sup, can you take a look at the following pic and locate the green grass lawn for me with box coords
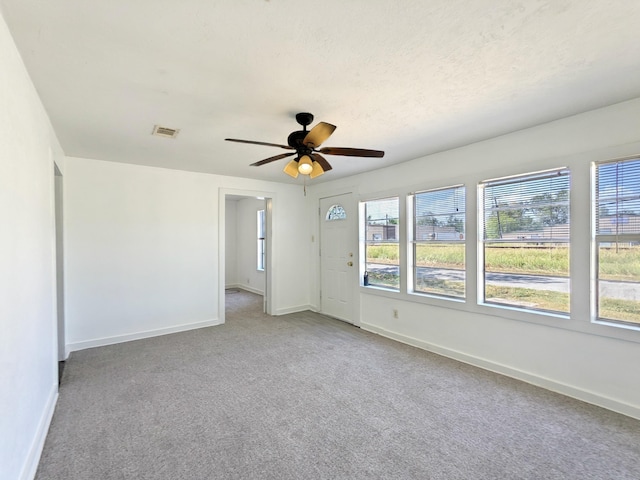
[416,281,640,324]
[366,243,640,322]
[367,244,640,280]
[485,285,569,313]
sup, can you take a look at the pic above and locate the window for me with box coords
[326,204,347,220]
[413,185,465,298]
[594,157,640,326]
[480,168,570,314]
[364,197,400,290]
[257,209,265,271]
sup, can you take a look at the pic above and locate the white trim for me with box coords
[361,322,640,421]
[226,285,263,295]
[274,304,313,316]
[20,384,57,480]
[219,188,277,325]
[233,284,264,295]
[67,318,221,353]
[225,286,306,315]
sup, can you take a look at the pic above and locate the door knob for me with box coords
[347,261,353,267]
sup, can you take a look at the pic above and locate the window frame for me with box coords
[478,167,571,316]
[362,196,401,291]
[410,184,466,300]
[257,209,265,271]
[592,156,640,329]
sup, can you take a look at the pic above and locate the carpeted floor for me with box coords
[36,290,640,479]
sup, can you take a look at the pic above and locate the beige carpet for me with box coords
[36,290,640,479]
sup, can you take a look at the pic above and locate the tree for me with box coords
[445,215,464,233]
[530,190,569,227]
[416,211,440,226]
[484,198,535,239]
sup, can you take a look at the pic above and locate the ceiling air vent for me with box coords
[152,125,180,138]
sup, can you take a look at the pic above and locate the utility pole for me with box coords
[494,197,503,239]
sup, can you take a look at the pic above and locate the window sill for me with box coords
[593,318,640,333]
[361,285,400,295]
[359,285,640,344]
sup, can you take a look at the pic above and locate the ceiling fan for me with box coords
[225,112,384,179]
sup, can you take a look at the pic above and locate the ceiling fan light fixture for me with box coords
[309,160,325,179]
[225,112,385,181]
[283,160,300,178]
[297,155,313,175]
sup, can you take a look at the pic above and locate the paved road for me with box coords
[418,268,570,293]
[420,267,640,301]
[367,265,640,301]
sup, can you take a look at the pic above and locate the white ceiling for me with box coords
[2,1,640,184]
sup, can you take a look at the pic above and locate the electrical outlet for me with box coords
[393,309,399,319]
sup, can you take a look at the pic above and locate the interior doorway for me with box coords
[219,190,274,324]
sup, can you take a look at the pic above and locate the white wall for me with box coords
[64,157,310,352]
[0,10,64,480]
[308,98,640,419]
[225,199,238,287]
[234,197,266,294]
[64,158,220,350]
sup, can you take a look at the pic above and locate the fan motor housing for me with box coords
[287,130,308,150]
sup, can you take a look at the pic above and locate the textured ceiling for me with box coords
[2,0,640,183]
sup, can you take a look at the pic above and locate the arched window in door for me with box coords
[325,204,347,221]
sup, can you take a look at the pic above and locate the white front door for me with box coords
[319,193,357,324]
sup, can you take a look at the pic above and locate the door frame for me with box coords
[218,188,276,324]
[54,162,66,361]
[318,192,360,326]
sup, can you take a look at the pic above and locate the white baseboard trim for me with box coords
[361,322,640,421]
[241,285,264,295]
[275,304,312,316]
[20,383,57,480]
[225,286,305,315]
[228,284,264,295]
[67,318,222,353]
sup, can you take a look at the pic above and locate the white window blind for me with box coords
[479,168,570,314]
[595,159,640,236]
[414,186,465,240]
[482,169,570,242]
[413,185,465,298]
[594,157,640,326]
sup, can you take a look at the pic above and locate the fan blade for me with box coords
[303,122,336,148]
[310,153,332,171]
[318,147,384,157]
[225,138,294,150]
[250,152,296,167]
